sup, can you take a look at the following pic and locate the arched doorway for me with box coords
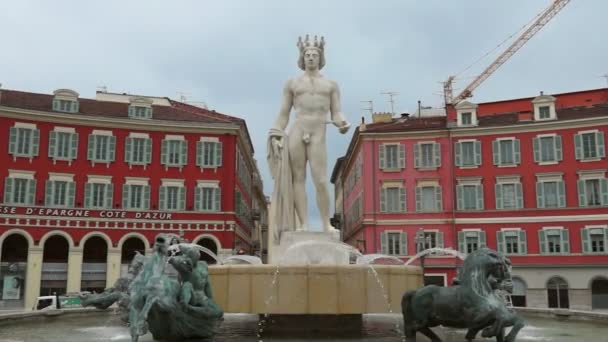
[0,234,29,308]
[41,235,69,296]
[81,236,108,293]
[196,238,218,264]
[511,277,527,307]
[591,277,608,310]
[121,237,146,277]
[547,276,569,309]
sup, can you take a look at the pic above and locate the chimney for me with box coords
[372,112,393,123]
[400,113,410,119]
[359,116,366,132]
[540,91,544,96]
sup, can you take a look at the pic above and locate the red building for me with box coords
[0,87,266,310]
[332,87,608,310]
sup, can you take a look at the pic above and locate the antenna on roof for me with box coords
[380,91,398,115]
[97,85,107,93]
[601,74,608,87]
[360,100,373,117]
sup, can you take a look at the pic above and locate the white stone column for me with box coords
[106,248,122,288]
[24,247,43,311]
[66,247,83,293]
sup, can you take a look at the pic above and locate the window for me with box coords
[195,186,221,212]
[495,181,523,209]
[539,228,569,254]
[415,142,440,169]
[455,101,478,126]
[84,182,113,209]
[455,141,481,167]
[87,134,116,163]
[582,227,608,254]
[578,178,608,207]
[379,143,405,170]
[162,140,186,166]
[416,231,444,252]
[9,126,40,158]
[45,180,75,207]
[52,99,79,113]
[380,186,406,213]
[533,135,562,163]
[458,230,486,254]
[160,186,185,211]
[547,277,569,309]
[381,231,406,255]
[122,183,150,210]
[3,177,36,205]
[457,183,483,210]
[125,137,152,166]
[575,131,605,161]
[539,106,551,119]
[536,180,566,208]
[492,139,520,166]
[128,106,152,119]
[415,186,442,212]
[461,112,472,125]
[497,230,527,255]
[196,140,223,168]
[49,131,78,161]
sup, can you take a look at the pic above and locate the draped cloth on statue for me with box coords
[267,128,295,243]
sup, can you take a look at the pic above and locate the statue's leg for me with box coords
[308,134,332,232]
[504,314,525,342]
[181,282,193,305]
[287,128,308,230]
[418,327,442,342]
[465,327,480,341]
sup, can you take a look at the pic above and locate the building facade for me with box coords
[332,88,608,310]
[0,88,266,310]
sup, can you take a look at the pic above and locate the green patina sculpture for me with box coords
[402,248,524,342]
[128,233,223,342]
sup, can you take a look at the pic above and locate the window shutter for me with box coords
[49,131,57,158]
[539,230,547,254]
[52,99,60,111]
[180,141,188,166]
[555,136,563,161]
[513,139,521,164]
[105,184,113,209]
[581,228,590,253]
[87,134,95,160]
[27,179,36,205]
[398,144,405,169]
[515,183,523,209]
[495,183,503,209]
[433,143,441,167]
[159,186,166,210]
[601,179,608,206]
[379,188,387,212]
[558,181,566,208]
[143,185,150,209]
[479,231,486,248]
[122,184,130,209]
[574,133,583,160]
[399,232,407,255]
[67,182,75,207]
[145,138,152,164]
[379,144,386,169]
[179,187,186,210]
[8,127,18,155]
[125,137,132,163]
[3,177,13,204]
[414,144,420,169]
[214,188,221,211]
[161,140,168,165]
[215,142,223,166]
[415,187,421,212]
[492,140,499,165]
[533,137,540,162]
[45,180,54,206]
[437,232,444,248]
[456,185,464,210]
[84,183,92,208]
[476,184,484,210]
[519,230,527,255]
[73,101,79,113]
[561,229,570,254]
[474,141,481,166]
[194,187,202,211]
[108,136,116,161]
[455,142,462,167]
[536,182,544,208]
[29,129,39,157]
[380,232,388,255]
[597,131,605,158]
[196,141,203,166]
[458,231,465,253]
[496,231,505,253]
[577,180,586,207]
[399,187,406,212]
[70,133,78,160]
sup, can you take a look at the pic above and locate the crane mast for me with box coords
[444,0,571,105]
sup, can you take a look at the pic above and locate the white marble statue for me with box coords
[267,35,350,242]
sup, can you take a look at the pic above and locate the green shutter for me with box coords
[379,144,386,169]
[536,182,544,208]
[380,188,386,212]
[398,144,405,168]
[214,188,221,211]
[479,231,486,248]
[27,179,36,205]
[145,138,152,164]
[179,187,186,210]
[87,134,95,160]
[597,131,605,158]
[125,137,132,163]
[3,178,13,204]
[533,137,540,162]
[67,182,75,207]
[70,133,78,160]
[455,142,462,167]
[601,179,608,206]
[578,180,587,207]
[399,187,406,212]
[128,106,134,118]
[415,187,421,212]
[414,144,420,169]
[159,186,166,210]
[558,181,566,208]
[73,101,79,113]
[84,183,92,208]
[399,232,407,255]
[215,142,223,167]
[582,228,590,253]
[495,183,503,209]
[476,184,484,210]
[474,141,481,166]
[8,127,17,155]
[122,184,130,209]
[45,180,53,206]
[492,140,499,165]
[456,185,464,210]
[437,232,444,248]
[433,143,441,167]
[194,187,202,211]
[196,141,203,166]
[180,141,188,166]
[108,136,116,161]
[555,135,563,161]
[52,99,60,111]
[539,230,547,254]
[49,131,57,158]
[513,139,521,164]
[561,229,570,254]
[380,232,388,254]
[31,129,40,156]
[519,230,527,255]
[515,183,523,208]
[435,186,442,211]
[161,140,168,165]
[105,184,113,209]
[496,231,505,253]
[143,185,150,209]
[574,133,583,160]
[458,231,465,253]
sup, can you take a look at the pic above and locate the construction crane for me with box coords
[444,0,571,105]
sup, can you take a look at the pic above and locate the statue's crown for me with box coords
[297,34,325,53]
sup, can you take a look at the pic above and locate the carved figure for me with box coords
[401,248,524,342]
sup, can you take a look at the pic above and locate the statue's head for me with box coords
[297,34,325,71]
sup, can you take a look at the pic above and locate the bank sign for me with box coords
[0,205,174,220]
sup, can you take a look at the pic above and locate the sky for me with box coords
[1,0,606,228]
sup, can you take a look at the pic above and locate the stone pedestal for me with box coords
[269,230,344,265]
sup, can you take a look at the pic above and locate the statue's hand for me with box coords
[334,120,351,134]
[271,136,283,157]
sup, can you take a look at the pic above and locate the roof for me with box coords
[330,156,345,184]
[362,116,447,133]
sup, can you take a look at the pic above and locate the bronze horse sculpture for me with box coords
[402,248,524,342]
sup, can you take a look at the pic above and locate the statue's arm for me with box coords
[272,79,294,131]
[330,81,350,133]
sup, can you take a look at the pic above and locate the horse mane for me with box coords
[460,249,497,297]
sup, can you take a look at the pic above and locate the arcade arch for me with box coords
[81,236,108,293]
[40,235,70,296]
[591,276,608,310]
[0,232,30,307]
[193,235,220,264]
[547,276,569,309]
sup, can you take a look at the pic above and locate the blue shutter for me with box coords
[574,133,583,160]
[122,184,130,209]
[159,186,166,210]
[597,131,605,158]
[125,137,132,163]
[415,187,421,212]
[380,232,388,255]
[70,133,78,160]
[398,144,405,169]
[601,179,608,206]
[474,141,481,166]
[105,184,113,209]
[496,231,505,253]
[495,183,503,209]
[555,136,563,161]
[558,181,566,208]
[196,141,203,167]
[433,143,441,167]
[145,138,152,164]
[143,185,150,209]
[539,230,547,254]
[536,182,544,208]
[435,186,442,211]
[399,187,406,212]
[49,131,57,158]
[399,232,407,255]
[513,139,521,164]
[27,179,36,205]
[380,188,386,212]
[455,142,462,167]
[45,180,54,206]
[581,228,590,253]
[456,185,464,210]
[515,183,523,209]
[215,142,222,166]
[476,184,484,210]
[519,230,527,255]
[179,187,186,210]
[578,180,586,207]
[214,188,221,211]
[492,140,499,165]
[161,140,168,165]
[8,127,17,155]
[180,141,188,166]
[561,229,570,254]
[458,231,465,253]
[84,183,92,208]
[379,144,386,169]
[3,178,13,204]
[533,137,540,162]
[87,134,95,160]
[108,136,116,161]
[67,182,75,207]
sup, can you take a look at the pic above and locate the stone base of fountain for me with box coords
[269,230,343,264]
[260,314,364,336]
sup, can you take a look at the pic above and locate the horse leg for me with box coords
[465,327,480,341]
[504,315,525,342]
[418,327,442,342]
[404,326,417,342]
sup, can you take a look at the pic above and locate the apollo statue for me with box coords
[267,35,351,242]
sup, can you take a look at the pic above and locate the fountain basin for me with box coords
[208,264,422,314]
